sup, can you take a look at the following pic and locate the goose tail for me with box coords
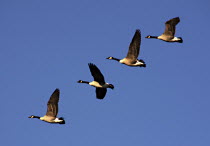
[58,117,65,124]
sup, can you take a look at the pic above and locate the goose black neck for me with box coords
[149,36,158,39]
[33,116,41,119]
[79,80,89,84]
[111,57,120,62]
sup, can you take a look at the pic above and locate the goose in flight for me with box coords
[106,29,146,67]
[28,89,65,124]
[77,63,114,99]
[145,17,183,43]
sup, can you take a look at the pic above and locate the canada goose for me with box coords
[28,89,65,124]
[106,29,146,67]
[77,63,114,99]
[145,17,183,43]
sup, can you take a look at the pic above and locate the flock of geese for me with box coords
[28,17,183,124]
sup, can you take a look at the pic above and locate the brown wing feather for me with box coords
[126,29,141,60]
[46,89,60,117]
[163,17,180,36]
[88,63,105,84]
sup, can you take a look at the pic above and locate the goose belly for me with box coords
[89,81,103,88]
[120,58,144,66]
[89,81,109,88]
[158,35,173,41]
[40,116,56,123]
[120,58,133,65]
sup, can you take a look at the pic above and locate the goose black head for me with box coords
[28,115,34,118]
[106,56,113,59]
[28,115,41,119]
[145,35,151,38]
[77,80,83,83]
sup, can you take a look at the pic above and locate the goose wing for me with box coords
[46,88,60,117]
[126,29,141,61]
[96,88,107,99]
[163,17,180,36]
[88,63,105,84]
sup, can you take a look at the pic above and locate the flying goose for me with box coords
[28,89,65,124]
[77,63,114,99]
[106,29,146,67]
[145,17,183,43]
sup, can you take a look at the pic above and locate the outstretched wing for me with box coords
[96,88,107,99]
[126,29,141,61]
[46,88,60,117]
[163,17,180,36]
[88,63,105,84]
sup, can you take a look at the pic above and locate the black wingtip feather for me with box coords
[136,29,140,32]
[53,88,59,92]
[53,88,60,95]
[88,63,95,66]
[135,29,141,35]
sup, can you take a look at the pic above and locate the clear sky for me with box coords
[1,0,210,146]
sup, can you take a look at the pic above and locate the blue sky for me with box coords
[1,0,210,146]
